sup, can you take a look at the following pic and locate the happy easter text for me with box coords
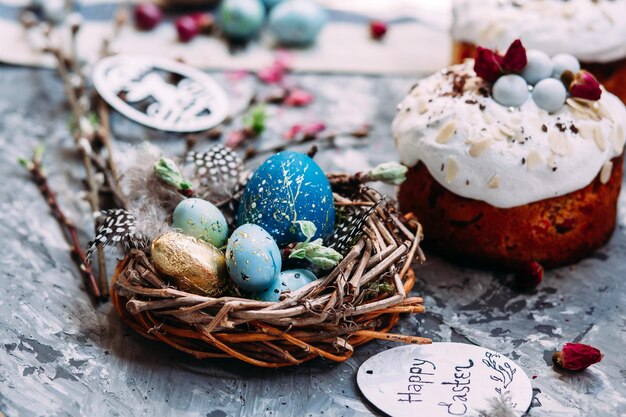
[396,358,474,415]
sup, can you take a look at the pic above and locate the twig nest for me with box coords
[151,231,229,296]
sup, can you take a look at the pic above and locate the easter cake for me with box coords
[451,0,626,102]
[93,146,428,366]
[393,40,626,269]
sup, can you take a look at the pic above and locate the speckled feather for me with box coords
[325,199,382,256]
[86,209,145,262]
[186,145,242,203]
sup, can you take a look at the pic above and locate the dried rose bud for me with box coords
[514,260,543,289]
[500,39,527,72]
[474,39,527,82]
[569,70,602,101]
[474,47,504,83]
[369,20,387,40]
[552,343,603,371]
[176,15,200,43]
[190,12,215,34]
[285,89,314,107]
[257,62,286,84]
[134,3,163,31]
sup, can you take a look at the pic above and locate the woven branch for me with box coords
[110,176,429,367]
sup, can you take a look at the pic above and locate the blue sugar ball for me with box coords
[226,224,282,292]
[237,151,335,247]
[268,0,327,45]
[257,269,317,302]
[219,0,266,40]
[492,74,529,107]
[551,53,581,79]
[521,50,553,85]
[172,198,228,248]
[532,78,567,113]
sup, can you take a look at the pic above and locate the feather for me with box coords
[185,145,243,204]
[326,199,382,256]
[119,143,184,216]
[85,209,145,262]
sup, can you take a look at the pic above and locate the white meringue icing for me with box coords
[392,61,626,208]
[452,0,626,63]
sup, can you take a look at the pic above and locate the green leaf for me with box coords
[33,144,45,164]
[244,105,267,135]
[18,157,32,170]
[153,157,192,191]
[368,162,408,185]
[294,220,317,242]
[289,238,343,270]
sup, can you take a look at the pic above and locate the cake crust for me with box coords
[399,155,623,269]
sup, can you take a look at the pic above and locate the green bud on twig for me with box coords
[244,105,267,135]
[289,238,343,270]
[154,157,192,191]
[367,162,408,185]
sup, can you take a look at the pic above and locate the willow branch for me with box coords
[20,151,102,302]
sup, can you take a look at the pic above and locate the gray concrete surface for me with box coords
[1,66,625,417]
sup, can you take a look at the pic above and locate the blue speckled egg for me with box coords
[226,224,282,292]
[172,198,228,248]
[219,0,266,40]
[262,0,284,9]
[257,269,317,302]
[268,0,327,45]
[237,151,335,247]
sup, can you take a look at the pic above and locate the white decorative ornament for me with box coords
[357,343,533,417]
[93,55,229,133]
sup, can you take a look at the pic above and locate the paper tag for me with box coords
[357,343,532,417]
[93,55,229,133]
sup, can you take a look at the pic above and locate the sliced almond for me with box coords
[600,161,613,184]
[527,150,542,170]
[416,97,428,115]
[577,125,594,141]
[593,125,606,151]
[435,120,457,144]
[613,124,625,153]
[483,113,494,126]
[508,117,523,128]
[547,131,571,156]
[445,157,459,184]
[499,124,516,138]
[595,100,612,119]
[469,138,492,157]
[566,98,600,120]
[488,175,499,189]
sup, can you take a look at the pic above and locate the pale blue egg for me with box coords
[257,269,317,302]
[492,74,529,107]
[42,0,66,23]
[268,0,327,45]
[172,198,228,248]
[551,53,580,79]
[521,50,553,85]
[226,224,282,292]
[219,0,266,40]
[532,78,567,113]
[237,151,335,247]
